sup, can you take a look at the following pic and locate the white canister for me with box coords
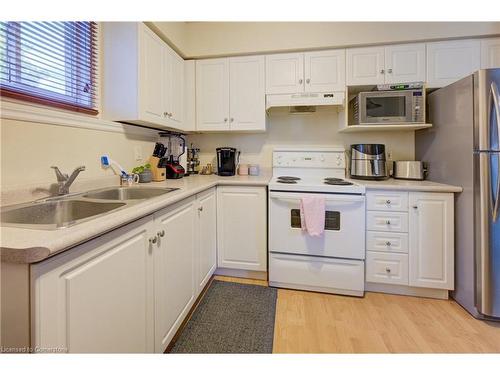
[238,163,249,175]
[248,164,260,176]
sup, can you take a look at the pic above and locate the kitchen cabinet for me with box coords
[196,56,265,131]
[266,50,345,94]
[196,188,217,293]
[481,38,500,69]
[217,186,267,271]
[31,217,155,353]
[347,44,425,85]
[426,39,480,88]
[154,196,196,353]
[408,192,454,290]
[102,22,185,131]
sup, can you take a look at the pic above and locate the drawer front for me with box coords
[367,191,409,212]
[366,231,409,253]
[366,251,409,285]
[367,211,409,232]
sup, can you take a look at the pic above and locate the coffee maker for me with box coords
[216,147,240,176]
[349,144,389,180]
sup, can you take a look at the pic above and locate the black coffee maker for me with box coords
[216,147,240,176]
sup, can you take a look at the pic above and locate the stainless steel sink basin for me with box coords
[1,200,126,229]
[83,187,178,201]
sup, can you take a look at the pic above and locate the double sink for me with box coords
[0,187,179,230]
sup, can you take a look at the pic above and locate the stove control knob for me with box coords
[336,160,342,166]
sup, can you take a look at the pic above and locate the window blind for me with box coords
[0,21,98,115]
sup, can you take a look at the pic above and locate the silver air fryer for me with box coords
[350,144,389,180]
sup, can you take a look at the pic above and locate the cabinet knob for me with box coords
[413,205,418,209]
[385,267,391,273]
[230,118,234,123]
[306,78,310,84]
[385,220,391,225]
[386,199,391,205]
[380,69,385,74]
[157,230,165,238]
[386,241,392,246]
[198,206,203,212]
[168,112,173,118]
[387,68,393,73]
[224,118,228,122]
[298,79,303,84]
[149,236,157,244]
[163,111,168,117]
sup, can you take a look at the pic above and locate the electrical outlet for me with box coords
[134,146,143,161]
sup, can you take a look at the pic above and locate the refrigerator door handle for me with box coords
[489,81,500,221]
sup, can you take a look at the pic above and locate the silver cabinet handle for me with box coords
[412,205,418,209]
[380,69,385,74]
[224,118,228,122]
[386,267,391,273]
[386,199,391,205]
[163,112,168,117]
[149,236,157,244]
[157,230,165,238]
[198,206,203,212]
[306,78,310,84]
[230,118,234,122]
[298,79,303,84]
[387,68,393,73]
[386,241,392,246]
[385,220,391,225]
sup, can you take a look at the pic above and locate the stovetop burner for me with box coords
[276,179,298,184]
[277,176,301,181]
[324,177,353,186]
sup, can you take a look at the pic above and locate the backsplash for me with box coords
[187,107,415,168]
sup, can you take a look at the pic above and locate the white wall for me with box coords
[187,108,415,170]
[153,21,500,58]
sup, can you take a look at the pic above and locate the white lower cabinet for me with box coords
[365,190,455,296]
[217,186,267,272]
[31,188,218,353]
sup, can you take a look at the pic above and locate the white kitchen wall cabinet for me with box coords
[426,39,481,88]
[102,22,185,131]
[266,50,345,94]
[481,38,500,69]
[183,60,196,131]
[154,196,196,353]
[196,188,217,293]
[347,44,425,85]
[31,217,155,353]
[409,192,454,290]
[217,186,267,271]
[196,56,265,132]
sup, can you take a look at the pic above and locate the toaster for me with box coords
[392,161,428,180]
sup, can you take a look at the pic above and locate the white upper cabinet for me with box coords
[229,55,265,131]
[426,39,480,88]
[266,50,346,94]
[481,38,500,69]
[347,44,425,85]
[384,43,426,84]
[196,58,230,131]
[409,192,454,290]
[102,22,185,132]
[304,49,346,92]
[347,46,385,85]
[196,56,265,132]
[265,53,304,94]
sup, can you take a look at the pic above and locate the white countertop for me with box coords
[0,173,461,264]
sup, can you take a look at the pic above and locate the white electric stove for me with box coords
[268,147,366,297]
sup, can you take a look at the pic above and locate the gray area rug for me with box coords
[169,280,277,353]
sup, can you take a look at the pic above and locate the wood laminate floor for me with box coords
[214,276,500,353]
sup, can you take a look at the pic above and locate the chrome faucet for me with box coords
[51,165,86,196]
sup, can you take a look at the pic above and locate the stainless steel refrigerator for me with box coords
[416,68,500,319]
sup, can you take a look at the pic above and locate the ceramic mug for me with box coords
[238,164,249,175]
[248,164,260,176]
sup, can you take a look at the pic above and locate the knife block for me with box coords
[149,156,166,182]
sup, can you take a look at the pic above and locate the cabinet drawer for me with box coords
[367,231,409,253]
[366,251,409,285]
[367,211,408,232]
[367,191,408,212]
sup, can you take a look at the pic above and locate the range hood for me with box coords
[266,92,345,111]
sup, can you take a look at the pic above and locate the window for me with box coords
[0,21,98,115]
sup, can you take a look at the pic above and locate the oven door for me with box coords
[359,91,412,124]
[269,191,365,260]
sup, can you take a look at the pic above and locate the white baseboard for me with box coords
[365,282,450,300]
[214,268,267,281]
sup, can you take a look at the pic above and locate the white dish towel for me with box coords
[300,196,326,236]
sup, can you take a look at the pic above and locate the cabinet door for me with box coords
[217,186,267,271]
[229,55,266,131]
[481,38,500,69]
[196,58,230,131]
[384,43,426,84]
[154,196,197,352]
[139,25,165,123]
[347,47,385,85]
[409,193,454,290]
[32,217,154,353]
[168,48,184,127]
[426,40,480,88]
[304,49,346,92]
[197,188,217,292]
[265,53,304,94]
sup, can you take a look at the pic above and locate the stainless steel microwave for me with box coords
[349,89,425,125]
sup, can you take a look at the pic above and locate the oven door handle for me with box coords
[270,192,365,204]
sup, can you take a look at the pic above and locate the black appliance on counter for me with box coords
[216,147,240,176]
[158,132,186,179]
